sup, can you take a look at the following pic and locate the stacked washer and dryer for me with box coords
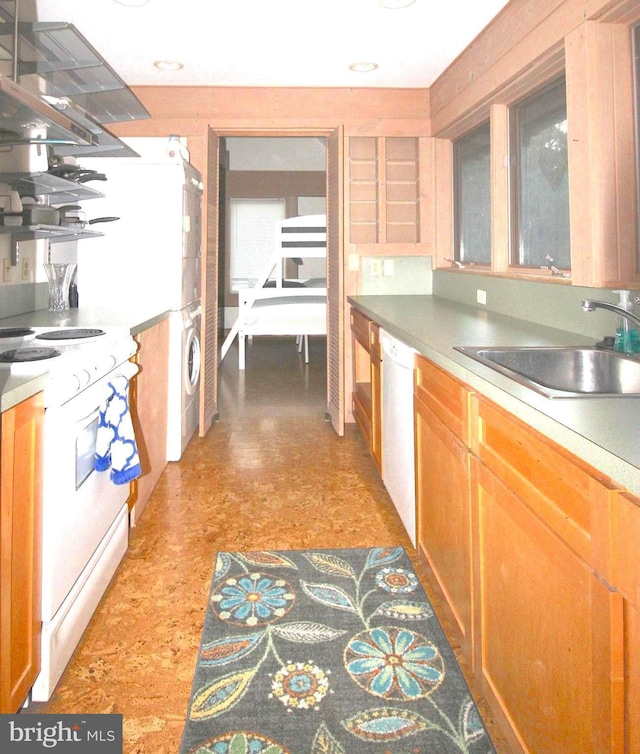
[77,137,203,461]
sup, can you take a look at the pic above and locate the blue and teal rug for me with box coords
[179,547,496,753]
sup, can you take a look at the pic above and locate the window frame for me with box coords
[453,120,492,268]
[508,76,570,275]
[433,8,640,288]
[633,22,640,273]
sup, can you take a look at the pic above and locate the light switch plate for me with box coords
[370,259,382,277]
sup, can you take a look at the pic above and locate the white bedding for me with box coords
[237,287,327,369]
[221,214,327,369]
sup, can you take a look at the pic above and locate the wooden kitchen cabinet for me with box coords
[350,307,381,471]
[348,136,420,244]
[624,600,640,753]
[0,392,43,713]
[472,395,624,753]
[129,317,170,525]
[613,492,640,752]
[414,355,476,663]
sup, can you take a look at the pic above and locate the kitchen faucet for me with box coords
[581,299,640,329]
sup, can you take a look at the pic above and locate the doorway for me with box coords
[201,127,344,439]
[219,136,327,331]
[217,136,328,400]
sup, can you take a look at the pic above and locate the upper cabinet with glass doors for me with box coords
[432,0,640,289]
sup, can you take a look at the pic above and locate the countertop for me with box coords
[0,306,170,413]
[349,294,640,498]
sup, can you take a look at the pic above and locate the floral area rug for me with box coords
[179,547,496,754]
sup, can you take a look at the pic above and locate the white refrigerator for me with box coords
[76,137,202,313]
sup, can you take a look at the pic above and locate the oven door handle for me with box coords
[49,362,140,423]
[117,361,140,382]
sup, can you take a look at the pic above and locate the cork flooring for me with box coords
[26,335,512,753]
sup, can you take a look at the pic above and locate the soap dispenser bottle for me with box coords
[613,290,639,354]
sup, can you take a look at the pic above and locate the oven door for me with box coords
[40,361,139,621]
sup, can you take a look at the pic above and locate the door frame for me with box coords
[202,126,345,435]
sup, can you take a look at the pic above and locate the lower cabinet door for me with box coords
[415,393,474,664]
[625,600,640,752]
[0,393,43,713]
[473,458,624,754]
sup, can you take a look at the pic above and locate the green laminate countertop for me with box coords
[348,294,640,497]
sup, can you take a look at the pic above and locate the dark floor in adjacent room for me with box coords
[26,334,512,753]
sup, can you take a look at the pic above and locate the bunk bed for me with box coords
[220,214,327,370]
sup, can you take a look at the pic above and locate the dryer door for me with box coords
[185,324,201,396]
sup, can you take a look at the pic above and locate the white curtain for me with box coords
[230,198,286,291]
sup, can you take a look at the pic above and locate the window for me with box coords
[510,78,570,271]
[229,199,286,291]
[454,121,491,265]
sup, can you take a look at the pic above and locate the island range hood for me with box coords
[0,4,149,158]
[13,20,150,157]
[0,73,92,146]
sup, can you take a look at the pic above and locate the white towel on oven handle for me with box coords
[95,375,141,485]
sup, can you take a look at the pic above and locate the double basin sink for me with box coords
[454,345,640,398]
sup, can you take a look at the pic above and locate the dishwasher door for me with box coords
[380,329,417,545]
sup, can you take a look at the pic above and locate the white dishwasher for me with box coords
[380,329,417,546]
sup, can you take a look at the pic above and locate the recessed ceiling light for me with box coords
[154,60,184,71]
[379,0,416,7]
[349,62,378,73]
[113,0,150,6]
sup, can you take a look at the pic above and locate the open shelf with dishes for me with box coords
[0,224,103,242]
[0,222,104,263]
[0,172,105,204]
[0,170,106,262]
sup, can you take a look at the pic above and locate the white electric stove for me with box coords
[0,325,140,702]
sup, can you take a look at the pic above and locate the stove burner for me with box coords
[0,327,35,338]
[36,328,106,341]
[0,347,61,363]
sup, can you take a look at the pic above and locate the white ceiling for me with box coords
[29,0,511,89]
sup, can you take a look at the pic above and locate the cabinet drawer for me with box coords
[369,320,380,355]
[351,308,370,350]
[615,492,640,607]
[472,395,619,580]
[414,354,473,446]
[353,389,372,447]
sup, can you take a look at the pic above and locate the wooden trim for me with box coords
[490,104,510,274]
[327,126,345,435]
[200,127,220,435]
[432,0,590,135]
[566,21,640,286]
[418,137,435,258]
[124,86,429,127]
[378,137,387,244]
[433,139,454,268]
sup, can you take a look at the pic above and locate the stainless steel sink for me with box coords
[454,346,640,398]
